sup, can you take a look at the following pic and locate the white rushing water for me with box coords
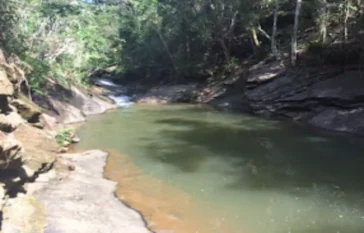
[94,78,134,108]
[108,95,133,108]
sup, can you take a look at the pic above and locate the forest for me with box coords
[2,1,364,232]
[0,0,363,92]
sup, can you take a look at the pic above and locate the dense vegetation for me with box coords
[1,0,363,91]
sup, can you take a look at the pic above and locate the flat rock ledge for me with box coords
[34,150,152,233]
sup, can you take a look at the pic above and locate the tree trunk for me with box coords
[219,39,230,61]
[291,0,302,66]
[344,0,350,43]
[318,0,328,42]
[157,28,178,74]
[251,27,260,47]
[271,0,280,60]
[353,0,362,13]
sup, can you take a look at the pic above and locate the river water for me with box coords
[75,104,364,233]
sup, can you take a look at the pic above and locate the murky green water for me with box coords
[76,104,364,233]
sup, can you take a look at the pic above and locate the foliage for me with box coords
[0,0,23,52]
[118,0,364,81]
[56,128,75,147]
[6,0,122,91]
[1,0,364,90]
[119,0,273,82]
[224,57,239,73]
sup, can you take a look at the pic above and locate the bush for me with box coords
[9,0,122,90]
[56,128,75,147]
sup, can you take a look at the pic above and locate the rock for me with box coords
[2,193,46,233]
[34,150,152,233]
[21,164,37,179]
[0,112,24,132]
[209,93,251,113]
[0,95,10,113]
[49,98,86,124]
[0,132,24,169]
[11,97,42,123]
[70,85,115,116]
[0,68,13,114]
[58,147,69,153]
[0,184,7,209]
[13,124,57,174]
[244,67,364,135]
[71,136,81,143]
[137,97,169,105]
[136,84,198,104]
[33,82,115,124]
[0,68,14,96]
[31,122,45,129]
[247,61,286,83]
[39,113,58,131]
[25,169,58,195]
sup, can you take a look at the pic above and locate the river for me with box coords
[75,104,364,233]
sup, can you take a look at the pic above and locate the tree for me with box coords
[344,0,350,42]
[291,0,302,66]
[271,0,281,60]
[317,0,328,42]
[0,0,20,52]
[4,0,122,91]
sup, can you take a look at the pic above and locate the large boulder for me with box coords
[11,97,42,123]
[0,132,24,170]
[33,82,115,124]
[136,84,199,104]
[13,124,57,176]
[0,68,14,96]
[46,97,86,124]
[70,85,115,115]
[245,67,364,135]
[0,112,25,132]
[39,113,58,131]
[0,184,6,210]
[2,193,46,233]
[0,68,14,114]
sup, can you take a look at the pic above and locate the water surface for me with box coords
[75,104,364,233]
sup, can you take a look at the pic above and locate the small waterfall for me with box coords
[94,78,133,108]
[108,95,133,108]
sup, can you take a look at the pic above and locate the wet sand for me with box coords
[104,149,239,233]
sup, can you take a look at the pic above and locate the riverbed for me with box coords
[75,104,364,233]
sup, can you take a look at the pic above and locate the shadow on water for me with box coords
[143,115,364,196]
[291,225,364,233]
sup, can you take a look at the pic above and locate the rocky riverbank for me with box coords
[0,49,152,233]
[32,150,152,233]
[133,61,364,136]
